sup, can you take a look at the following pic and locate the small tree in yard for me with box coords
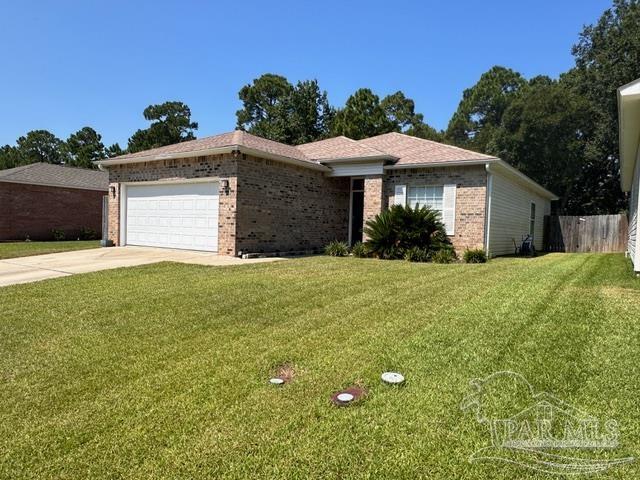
[363,204,451,260]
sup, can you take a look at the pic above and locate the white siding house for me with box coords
[482,161,555,257]
[618,78,640,273]
[486,169,551,257]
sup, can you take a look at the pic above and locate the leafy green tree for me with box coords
[127,101,198,153]
[490,78,594,212]
[236,74,293,142]
[331,88,396,139]
[381,91,423,131]
[406,122,444,142]
[236,74,334,144]
[287,80,335,144]
[561,0,640,213]
[106,143,125,158]
[66,127,106,168]
[446,66,526,152]
[0,145,22,170]
[16,130,68,165]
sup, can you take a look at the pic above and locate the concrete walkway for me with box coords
[0,246,283,287]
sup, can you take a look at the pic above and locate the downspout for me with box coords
[484,163,493,257]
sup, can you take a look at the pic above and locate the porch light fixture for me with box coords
[109,185,116,198]
[220,179,230,195]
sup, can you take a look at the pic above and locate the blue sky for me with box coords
[0,0,611,148]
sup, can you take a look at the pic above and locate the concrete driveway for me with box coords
[0,246,283,287]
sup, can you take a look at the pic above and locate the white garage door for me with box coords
[125,182,219,252]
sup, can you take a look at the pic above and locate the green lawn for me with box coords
[1,254,639,479]
[0,241,100,260]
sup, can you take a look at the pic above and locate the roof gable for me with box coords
[357,132,496,165]
[296,136,395,161]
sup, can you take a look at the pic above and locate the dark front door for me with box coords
[350,179,365,245]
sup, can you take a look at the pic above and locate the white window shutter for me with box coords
[442,184,456,235]
[394,184,406,206]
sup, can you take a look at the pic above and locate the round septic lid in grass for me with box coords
[331,386,367,406]
[269,377,285,385]
[381,372,405,385]
[336,393,354,403]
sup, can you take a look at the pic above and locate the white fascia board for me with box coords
[385,158,557,200]
[320,154,397,164]
[384,158,498,170]
[489,160,558,200]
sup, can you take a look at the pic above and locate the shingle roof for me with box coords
[0,163,108,191]
[101,129,494,168]
[296,136,395,161]
[358,132,495,165]
[111,130,312,164]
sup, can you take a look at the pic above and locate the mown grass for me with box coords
[0,241,100,260]
[1,253,639,479]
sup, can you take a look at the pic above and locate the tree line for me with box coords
[0,101,198,170]
[1,0,638,214]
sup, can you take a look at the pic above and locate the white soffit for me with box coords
[618,78,640,191]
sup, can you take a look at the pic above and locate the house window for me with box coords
[407,186,444,214]
[529,202,536,237]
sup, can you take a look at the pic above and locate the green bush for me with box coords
[324,240,349,257]
[363,204,451,260]
[404,246,430,262]
[51,229,66,241]
[350,241,370,258]
[463,248,487,263]
[78,226,98,240]
[432,248,456,264]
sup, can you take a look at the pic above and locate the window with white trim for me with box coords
[407,186,444,214]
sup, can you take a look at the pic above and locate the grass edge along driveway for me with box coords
[0,253,639,479]
[0,240,100,260]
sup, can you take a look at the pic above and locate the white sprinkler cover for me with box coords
[337,393,354,402]
[381,372,405,384]
[270,378,285,385]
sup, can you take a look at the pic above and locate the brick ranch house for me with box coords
[96,130,557,257]
[0,163,107,241]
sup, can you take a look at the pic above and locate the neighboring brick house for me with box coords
[0,163,108,241]
[96,130,556,257]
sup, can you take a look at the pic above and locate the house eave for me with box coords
[319,154,398,164]
[617,78,640,192]
[385,158,557,200]
[94,145,330,172]
[384,158,498,170]
[0,178,108,192]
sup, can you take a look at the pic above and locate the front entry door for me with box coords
[350,178,365,245]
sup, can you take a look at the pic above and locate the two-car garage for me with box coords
[122,181,219,252]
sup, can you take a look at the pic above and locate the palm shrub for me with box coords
[350,241,370,258]
[363,204,451,259]
[463,248,487,263]
[324,240,349,257]
[432,248,456,264]
[404,246,430,262]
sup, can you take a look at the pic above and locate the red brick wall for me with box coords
[106,154,238,254]
[0,182,105,241]
[106,153,349,255]
[362,175,383,241]
[383,166,487,253]
[235,154,349,254]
